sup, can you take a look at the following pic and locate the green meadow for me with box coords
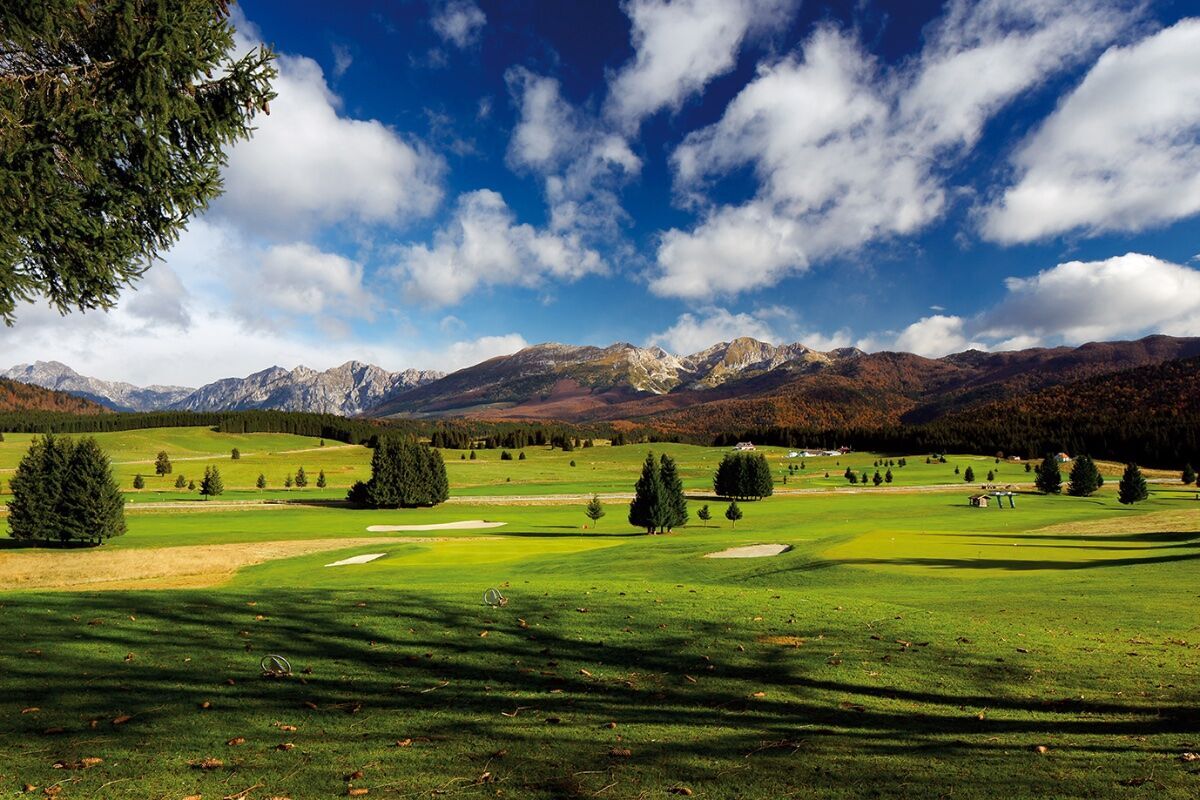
[1,428,1198,798]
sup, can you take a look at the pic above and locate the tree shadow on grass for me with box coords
[1,588,1196,800]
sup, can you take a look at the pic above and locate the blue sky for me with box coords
[5,0,1200,386]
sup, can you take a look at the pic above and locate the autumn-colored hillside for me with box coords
[0,378,109,414]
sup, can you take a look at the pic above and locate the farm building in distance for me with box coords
[969,494,990,508]
[734,442,756,451]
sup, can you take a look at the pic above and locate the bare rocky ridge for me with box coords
[168,361,443,415]
[1,361,194,411]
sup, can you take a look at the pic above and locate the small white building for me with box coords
[969,494,990,508]
[734,442,756,451]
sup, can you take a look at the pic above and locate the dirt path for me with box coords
[0,535,501,591]
[111,443,362,466]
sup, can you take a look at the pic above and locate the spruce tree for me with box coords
[629,452,666,534]
[469,450,477,460]
[316,470,327,488]
[295,466,307,488]
[188,480,196,491]
[57,438,125,544]
[200,466,224,500]
[659,454,688,532]
[256,474,267,490]
[284,474,293,488]
[7,435,69,541]
[174,474,187,489]
[349,439,448,508]
[1117,463,1148,505]
[697,504,711,527]
[1183,463,1196,485]
[725,501,743,528]
[155,451,172,476]
[885,469,893,483]
[0,1,277,322]
[585,495,605,527]
[873,471,883,486]
[519,451,527,460]
[132,473,145,490]
[1067,455,1102,497]
[963,466,974,483]
[231,448,241,460]
[1035,455,1062,494]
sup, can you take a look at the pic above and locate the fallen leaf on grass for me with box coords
[275,723,298,732]
[199,701,212,709]
[1181,752,1199,762]
[348,790,369,797]
[579,668,593,678]
[394,738,412,747]
[112,715,132,725]
[608,748,632,758]
[189,757,224,770]
[21,707,39,714]
[668,787,693,796]
[479,630,489,638]
[276,742,295,751]
[345,770,364,781]
[227,736,246,746]
[1033,745,1048,754]
[751,691,766,698]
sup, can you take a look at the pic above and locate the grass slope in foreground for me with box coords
[0,430,1198,798]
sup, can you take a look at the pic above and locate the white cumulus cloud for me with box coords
[216,26,444,235]
[982,18,1200,243]
[651,0,1139,299]
[394,189,607,306]
[606,0,797,130]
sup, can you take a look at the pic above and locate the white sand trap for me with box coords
[366,520,508,532]
[325,553,387,567]
[704,544,793,559]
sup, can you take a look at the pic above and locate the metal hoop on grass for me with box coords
[260,654,292,676]
[483,588,507,607]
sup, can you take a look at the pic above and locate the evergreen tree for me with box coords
[500,450,513,461]
[519,451,527,460]
[174,474,187,489]
[1067,455,1102,497]
[629,452,666,534]
[295,466,308,488]
[154,451,172,476]
[132,473,145,490]
[954,465,960,475]
[725,501,743,528]
[256,474,266,490]
[697,504,711,527]
[187,480,195,491]
[1183,463,1196,485]
[319,439,325,447]
[872,471,883,486]
[199,466,224,500]
[1025,462,1032,473]
[885,469,893,483]
[713,453,772,500]
[7,435,69,541]
[1117,463,1148,505]
[1035,455,1062,494]
[460,453,466,460]
[843,466,854,481]
[284,474,293,488]
[987,470,995,482]
[56,438,125,543]
[348,439,449,508]
[231,448,241,460]
[963,466,974,483]
[469,450,477,460]
[570,460,577,467]
[0,1,277,323]
[585,495,605,527]
[861,471,869,484]
[659,454,688,532]
[316,470,327,488]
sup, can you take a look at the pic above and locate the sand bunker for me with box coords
[325,553,387,567]
[366,520,507,532]
[704,544,792,559]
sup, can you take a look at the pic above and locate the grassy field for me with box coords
[1,428,1198,798]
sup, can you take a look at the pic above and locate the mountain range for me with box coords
[0,361,442,416]
[5,334,1200,432]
